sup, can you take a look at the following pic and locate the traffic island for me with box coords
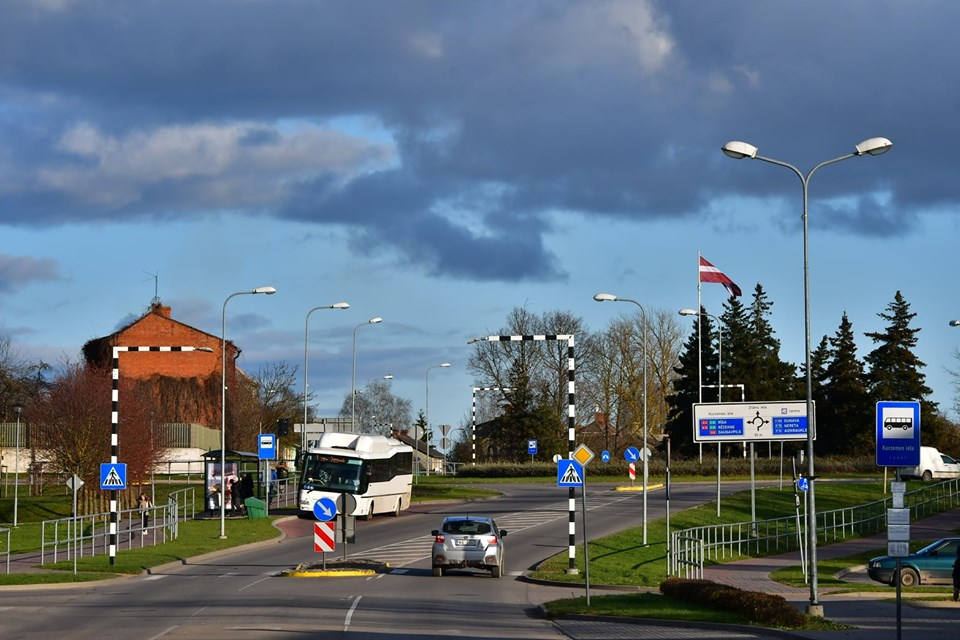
[281,558,389,578]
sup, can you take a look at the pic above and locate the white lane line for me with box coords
[344,595,362,632]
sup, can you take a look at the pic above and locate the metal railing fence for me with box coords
[40,502,172,566]
[669,478,960,577]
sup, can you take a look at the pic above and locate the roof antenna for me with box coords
[143,270,160,306]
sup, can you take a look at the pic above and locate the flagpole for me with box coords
[697,251,703,464]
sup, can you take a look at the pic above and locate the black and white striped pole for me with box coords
[469,334,576,573]
[470,386,511,465]
[109,345,212,566]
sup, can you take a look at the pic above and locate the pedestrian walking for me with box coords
[230,477,244,515]
[138,492,152,535]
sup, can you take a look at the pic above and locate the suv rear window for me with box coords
[444,520,491,534]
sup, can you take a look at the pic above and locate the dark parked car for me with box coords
[868,537,960,586]
[431,515,507,578]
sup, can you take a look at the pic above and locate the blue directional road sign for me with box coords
[797,477,809,492]
[258,433,277,460]
[100,463,127,490]
[624,447,640,463]
[557,459,584,487]
[527,439,538,455]
[601,450,611,463]
[313,496,338,521]
[876,400,921,467]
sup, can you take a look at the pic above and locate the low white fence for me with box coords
[0,527,9,574]
[669,478,960,577]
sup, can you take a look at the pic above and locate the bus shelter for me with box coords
[201,449,268,513]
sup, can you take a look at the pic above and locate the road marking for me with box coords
[344,595,362,632]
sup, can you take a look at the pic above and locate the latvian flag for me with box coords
[700,256,742,297]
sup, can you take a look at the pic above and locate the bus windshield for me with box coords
[302,454,366,494]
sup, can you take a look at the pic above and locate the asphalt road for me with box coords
[0,481,787,640]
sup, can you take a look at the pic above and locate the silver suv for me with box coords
[431,515,507,578]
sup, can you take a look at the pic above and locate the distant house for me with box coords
[390,428,445,474]
[82,301,230,470]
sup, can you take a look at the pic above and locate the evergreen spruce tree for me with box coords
[664,310,716,458]
[864,291,940,443]
[817,313,872,455]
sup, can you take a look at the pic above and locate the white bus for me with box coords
[298,432,414,519]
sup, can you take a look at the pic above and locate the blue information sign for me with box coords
[527,439,538,455]
[797,477,809,492]
[876,401,921,467]
[313,496,338,521]
[772,416,807,436]
[699,418,744,438]
[624,447,640,463]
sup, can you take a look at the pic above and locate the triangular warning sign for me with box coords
[102,467,125,487]
[561,464,582,485]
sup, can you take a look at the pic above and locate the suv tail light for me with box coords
[434,534,445,543]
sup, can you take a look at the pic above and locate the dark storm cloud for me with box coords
[0,1,957,281]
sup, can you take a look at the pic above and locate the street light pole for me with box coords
[424,363,452,477]
[351,317,382,433]
[722,136,892,615]
[680,308,723,516]
[594,293,648,545]
[221,286,276,539]
[303,302,349,451]
[12,403,23,527]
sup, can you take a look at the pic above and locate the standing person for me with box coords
[230,478,244,515]
[207,484,220,517]
[953,546,960,602]
[138,492,152,535]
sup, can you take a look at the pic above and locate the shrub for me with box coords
[659,577,805,628]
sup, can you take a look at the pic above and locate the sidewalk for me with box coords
[704,506,960,639]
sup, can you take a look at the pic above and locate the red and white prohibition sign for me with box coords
[314,521,335,552]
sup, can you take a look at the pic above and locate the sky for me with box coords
[3,1,960,450]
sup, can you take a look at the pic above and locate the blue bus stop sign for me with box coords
[527,439,538,455]
[876,401,921,467]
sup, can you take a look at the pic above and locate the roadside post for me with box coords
[875,400,920,640]
[313,496,337,570]
[258,433,276,516]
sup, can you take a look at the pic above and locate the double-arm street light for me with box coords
[722,136,892,615]
[303,302,350,451]
[679,308,724,516]
[594,292,649,545]
[351,317,383,432]
[221,286,276,539]
[424,363,452,477]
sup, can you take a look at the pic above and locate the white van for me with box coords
[899,446,960,481]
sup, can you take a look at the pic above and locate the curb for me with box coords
[614,483,664,492]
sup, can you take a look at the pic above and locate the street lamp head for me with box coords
[721,140,758,160]
[368,317,383,324]
[678,308,699,316]
[593,292,618,302]
[331,302,350,309]
[384,374,394,380]
[253,286,277,295]
[440,363,451,368]
[949,320,960,327]
[13,403,23,413]
[854,137,893,156]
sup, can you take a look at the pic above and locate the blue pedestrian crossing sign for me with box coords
[100,463,127,490]
[557,459,584,487]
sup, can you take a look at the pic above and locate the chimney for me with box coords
[151,302,172,318]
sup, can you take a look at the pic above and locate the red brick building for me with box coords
[83,301,232,431]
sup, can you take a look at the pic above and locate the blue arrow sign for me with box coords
[624,447,640,463]
[313,496,337,521]
[557,459,584,487]
[601,450,611,463]
[100,463,127,490]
